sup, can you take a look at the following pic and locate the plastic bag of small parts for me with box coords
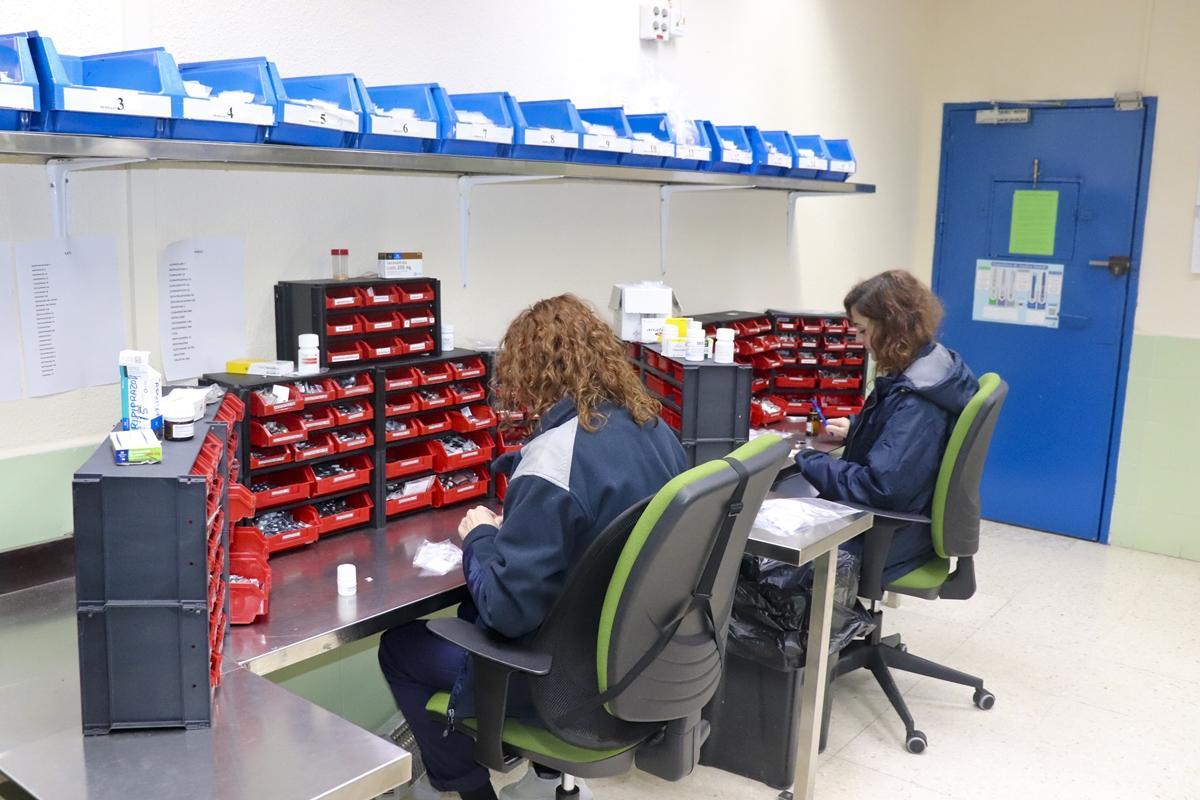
[413,539,463,576]
[726,551,875,671]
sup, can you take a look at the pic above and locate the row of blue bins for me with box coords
[0,31,856,179]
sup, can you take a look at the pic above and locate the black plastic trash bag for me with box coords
[726,551,875,671]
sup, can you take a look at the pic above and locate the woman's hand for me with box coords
[458,506,502,539]
[824,417,850,441]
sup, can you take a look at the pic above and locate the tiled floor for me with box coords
[495,522,1200,800]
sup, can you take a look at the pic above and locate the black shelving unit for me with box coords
[71,408,232,734]
[273,276,442,367]
[767,309,869,418]
[633,343,752,467]
[202,348,496,551]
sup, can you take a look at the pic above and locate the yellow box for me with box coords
[664,317,690,338]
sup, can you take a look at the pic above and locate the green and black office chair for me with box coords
[835,372,1008,754]
[424,436,790,798]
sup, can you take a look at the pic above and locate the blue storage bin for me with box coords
[437,91,515,157]
[702,122,754,173]
[0,32,39,131]
[267,73,365,148]
[749,128,796,176]
[662,119,712,171]
[575,107,636,165]
[170,57,283,143]
[509,98,582,162]
[26,32,183,138]
[823,138,857,181]
[623,113,676,168]
[789,135,832,180]
[359,83,445,153]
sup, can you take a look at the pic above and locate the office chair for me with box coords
[424,436,790,798]
[835,373,1008,754]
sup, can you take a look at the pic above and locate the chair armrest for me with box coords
[426,618,552,676]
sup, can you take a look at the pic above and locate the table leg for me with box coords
[780,549,837,800]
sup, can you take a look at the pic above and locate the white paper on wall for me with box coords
[0,245,23,402]
[14,237,124,397]
[157,237,247,381]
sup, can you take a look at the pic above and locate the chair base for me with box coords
[837,611,993,753]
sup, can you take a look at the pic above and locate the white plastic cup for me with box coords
[337,563,357,596]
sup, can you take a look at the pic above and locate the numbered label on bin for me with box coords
[182,97,275,125]
[0,83,36,111]
[62,86,171,117]
[795,150,829,170]
[371,115,438,139]
[523,128,580,148]
[674,144,712,162]
[720,147,753,165]
[282,102,360,132]
[767,152,793,168]
[631,139,674,158]
[830,159,857,173]
[582,133,635,153]
[454,122,514,144]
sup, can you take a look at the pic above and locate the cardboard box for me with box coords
[379,252,423,278]
[109,430,163,465]
[609,282,680,341]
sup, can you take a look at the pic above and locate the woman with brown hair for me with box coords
[379,294,686,800]
[796,270,979,582]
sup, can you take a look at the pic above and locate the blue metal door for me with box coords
[932,100,1155,541]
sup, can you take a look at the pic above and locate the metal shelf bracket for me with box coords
[457,174,562,286]
[48,157,146,239]
[659,184,748,275]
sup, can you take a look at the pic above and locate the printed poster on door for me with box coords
[972,259,1062,329]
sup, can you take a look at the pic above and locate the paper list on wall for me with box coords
[14,237,124,397]
[158,237,246,381]
[0,246,23,402]
[971,258,1063,329]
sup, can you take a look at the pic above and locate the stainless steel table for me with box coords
[745,491,874,800]
[0,507,475,800]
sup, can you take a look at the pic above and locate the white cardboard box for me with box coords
[609,282,681,341]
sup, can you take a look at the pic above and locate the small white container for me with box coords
[713,328,735,364]
[337,563,357,596]
[297,333,320,375]
[685,326,706,362]
[441,323,455,352]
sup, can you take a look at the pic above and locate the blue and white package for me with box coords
[119,350,163,434]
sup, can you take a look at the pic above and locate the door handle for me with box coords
[1087,256,1131,277]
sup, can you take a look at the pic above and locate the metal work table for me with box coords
[0,508,472,800]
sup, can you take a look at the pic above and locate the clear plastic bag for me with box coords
[413,539,463,576]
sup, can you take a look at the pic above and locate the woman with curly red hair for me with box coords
[379,294,686,800]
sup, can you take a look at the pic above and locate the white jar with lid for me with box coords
[685,325,706,362]
[441,323,455,352]
[297,333,321,375]
[162,396,195,441]
[713,328,735,364]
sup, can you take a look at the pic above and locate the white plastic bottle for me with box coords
[660,324,677,359]
[713,328,735,364]
[685,324,706,362]
[441,323,455,352]
[297,333,321,375]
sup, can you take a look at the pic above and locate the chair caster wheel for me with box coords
[973,688,995,710]
[905,730,927,754]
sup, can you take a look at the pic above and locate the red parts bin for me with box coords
[229,555,271,625]
[291,431,338,462]
[333,400,374,426]
[334,425,374,453]
[297,378,338,404]
[249,446,292,470]
[334,371,375,399]
[252,466,314,510]
[416,362,453,386]
[413,411,452,437]
[326,340,365,365]
[317,492,373,536]
[385,478,436,516]
[448,381,487,405]
[396,281,435,304]
[397,332,435,355]
[384,366,420,391]
[433,466,490,508]
[385,441,436,479]
[311,453,373,496]
[430,430,495,471]
[775,370,818,390]
[386,392,420,417]
[228,483,256,522]
[326,313,364,337]
[449,404,498,433]
[396,308,436,329]
[361,310,401,333]
[300,405,336,431]
[325,286,363,310]
[416,385,453,411]
[449,357,486,380]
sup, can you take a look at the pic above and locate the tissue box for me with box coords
[609,282,680,341]
[109,430,163,465]
[119,350,163,434]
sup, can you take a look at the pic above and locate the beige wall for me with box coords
[0,0,930,464]
[914,0,1200,340]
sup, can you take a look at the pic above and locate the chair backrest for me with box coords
[526,435,788,751]
[931,373,1008,559]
